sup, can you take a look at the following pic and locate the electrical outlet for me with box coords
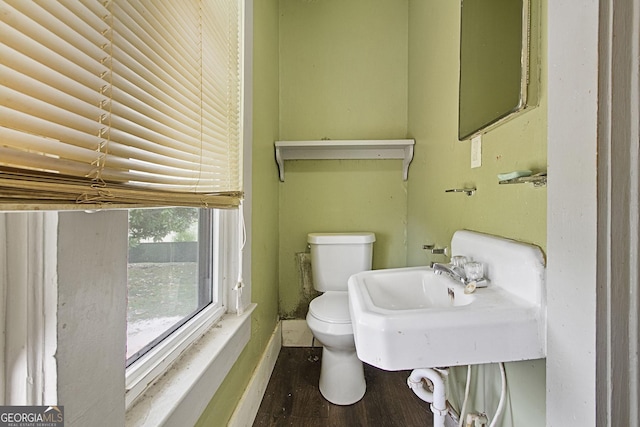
[471,135,482,168]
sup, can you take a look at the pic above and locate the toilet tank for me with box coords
[308,232,375,292]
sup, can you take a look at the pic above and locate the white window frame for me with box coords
[125,208,237,408]
[0,211,58,406]
[124,207,254,426]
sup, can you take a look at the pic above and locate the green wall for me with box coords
[198,0,547,425]
[407,1,547,426]
[196,0,281,424]
[278,0,410,318]
[407,1,546,266]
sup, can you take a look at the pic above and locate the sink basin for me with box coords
[348,230,546,371]
[362,267,475,309]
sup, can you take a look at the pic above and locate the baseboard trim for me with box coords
[227,321,282,427]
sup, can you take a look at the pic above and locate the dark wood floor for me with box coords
[253,347,434,427]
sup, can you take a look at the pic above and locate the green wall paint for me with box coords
[407,1,547,426]
[407,0,546,264]
[279,0,408,141]
[196,0,281,425]
[278,159,409,317]
[278,0,410,317]
[198,0,547,425]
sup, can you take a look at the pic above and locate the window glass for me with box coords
[126,208,213,364]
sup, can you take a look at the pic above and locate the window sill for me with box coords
[125,304,256,427]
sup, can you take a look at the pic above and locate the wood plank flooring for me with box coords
[253,347,434,427]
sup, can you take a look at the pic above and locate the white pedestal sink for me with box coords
[348,230,546,371]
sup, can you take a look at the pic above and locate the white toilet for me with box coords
[306,232,376,405]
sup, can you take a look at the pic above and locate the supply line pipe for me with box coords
[458,365,472,427]
[489,362,507,427]
[407,368,448,427]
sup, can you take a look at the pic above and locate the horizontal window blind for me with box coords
[0,0,242,209]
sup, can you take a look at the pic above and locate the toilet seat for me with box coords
[308,292,351,324]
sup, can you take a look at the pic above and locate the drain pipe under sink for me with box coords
[407,368,448,427]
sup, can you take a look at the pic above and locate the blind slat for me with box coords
[0,106,103,152]
[0,126,98,162]
[0,3,110,79]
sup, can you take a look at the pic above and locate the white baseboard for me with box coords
[227,321,282,427]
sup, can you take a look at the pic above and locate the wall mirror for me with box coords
[458,0,530,140]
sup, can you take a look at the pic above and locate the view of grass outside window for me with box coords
[126,208,213,364]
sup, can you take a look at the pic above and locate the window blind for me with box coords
[0,0,242,209]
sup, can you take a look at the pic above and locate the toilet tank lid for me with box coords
[307,232,376,244]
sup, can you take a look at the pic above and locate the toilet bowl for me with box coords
[305,232,375,405]
[306,291,365,405]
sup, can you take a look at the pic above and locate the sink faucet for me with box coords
[432,262,467,285]
[432,262,489,289]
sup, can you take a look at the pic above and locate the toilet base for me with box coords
[318,346,366,405]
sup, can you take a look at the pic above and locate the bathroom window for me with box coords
[126,207,218,364]
[125,207,240,405]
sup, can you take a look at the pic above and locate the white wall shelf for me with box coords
[274,139,415,182]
